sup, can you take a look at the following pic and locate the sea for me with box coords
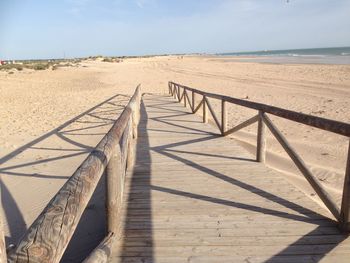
[217,46,350,65]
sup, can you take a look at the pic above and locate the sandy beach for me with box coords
[1,56,350,260]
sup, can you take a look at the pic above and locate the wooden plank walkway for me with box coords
[110,94,350,263]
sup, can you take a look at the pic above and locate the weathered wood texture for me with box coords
[221,100,227,135]
[256,110,266,163]
[110,94,349,263]
[169,81,350,231]
[204,97,221,130]
[106,146,122,234]
[262,114,340,221]
[83,232,116,263]
[8,86,141,263]
[170,82,350,137]
[202,96,208,123]
[223,115,258,136]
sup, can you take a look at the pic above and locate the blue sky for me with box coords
[1,0,350,59]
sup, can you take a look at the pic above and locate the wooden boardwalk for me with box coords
[110,94,349,263]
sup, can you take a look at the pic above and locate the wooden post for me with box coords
[221,100,227,136]
[177,86,180,102]
[340,140,350,232]
[106,146,121,234]
[192,91,195,113]
[0,188,7,263]
[203,96,208,123]
[256,110,266,163]
[184,90,187,107]
[82,232,116,263]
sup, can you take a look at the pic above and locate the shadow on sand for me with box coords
[0,94,130,262]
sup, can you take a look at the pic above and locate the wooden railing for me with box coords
[169,81,350,232]
[1,85,141,262]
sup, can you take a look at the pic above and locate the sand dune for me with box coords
[0,56,349,260]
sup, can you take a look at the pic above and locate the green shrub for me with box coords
[102,57,114,62]
[0,63,24,71]
[32,63,48,70]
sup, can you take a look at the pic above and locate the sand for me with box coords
[1,56,349,260]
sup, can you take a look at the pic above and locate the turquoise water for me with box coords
[218,47,350,65]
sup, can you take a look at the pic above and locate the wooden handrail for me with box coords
[170,82,350,137]
[169,81,350,232]
[6,85,141,262]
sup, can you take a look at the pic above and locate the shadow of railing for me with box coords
[119,99,154,261]
[0,93,130,261]
[143,94,347,261]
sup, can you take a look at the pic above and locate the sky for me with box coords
[0,0,350,59]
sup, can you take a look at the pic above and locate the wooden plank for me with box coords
[262,113,340,221]
[121,226,341,237]
[110,255,350,263]
[119,212,329,221]
[118,234,347,246]
[120,220,337,229]
[112,244,350,257]
[111,93,347,262]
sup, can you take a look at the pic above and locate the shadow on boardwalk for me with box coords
[119,99,154,261]
[117,94,348,262]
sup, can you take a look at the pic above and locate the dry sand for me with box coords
[1,56,349,260]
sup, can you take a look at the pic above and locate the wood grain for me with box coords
[256,110,266,163]
[8,86,141,263]
[82,232,116,263]
[110,94,348,262]
[169,82,350,137]
[262,113,340,221]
